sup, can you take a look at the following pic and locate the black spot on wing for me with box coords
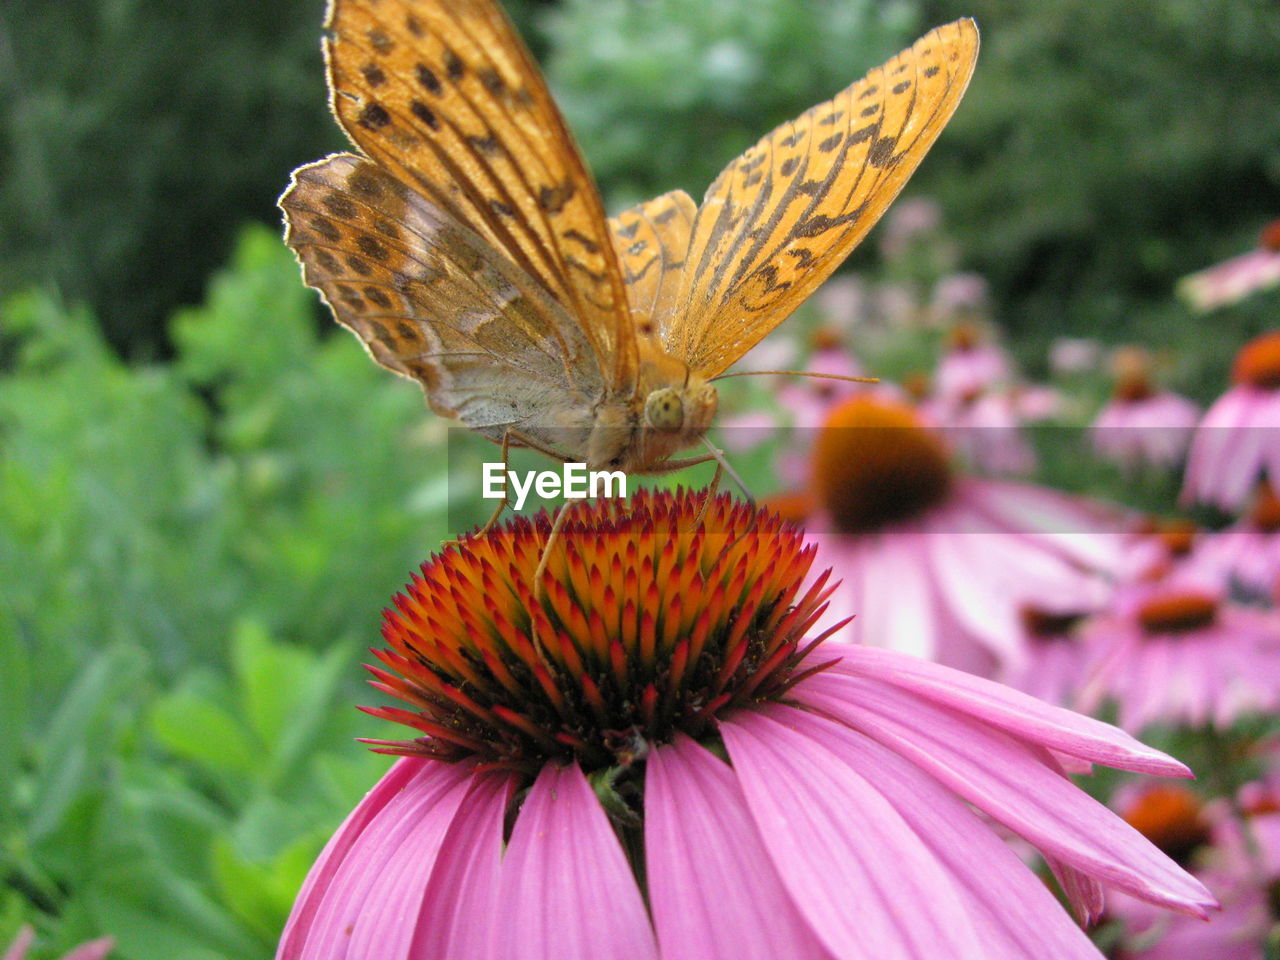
[410,100,439,129]
[868,136,897,167]
[358,102,391,130]
[323,194,358,219]
[356,236,389,262]
[416,63,443,95]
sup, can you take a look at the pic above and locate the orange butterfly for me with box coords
[280,0,977,487]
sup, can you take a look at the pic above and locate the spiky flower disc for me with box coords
[364,490,833,773]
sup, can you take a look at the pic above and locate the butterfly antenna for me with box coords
[710,370,880,385]
[702,437,754,504]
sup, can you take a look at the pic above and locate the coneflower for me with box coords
[802,395,1118,678]
[277,491,1213,959]
[1183,331,1280,510]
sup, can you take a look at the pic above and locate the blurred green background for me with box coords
[2,0,1279,956]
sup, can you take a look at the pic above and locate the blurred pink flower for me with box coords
[814,274,869,327]
[878,196,942,260]
[1178,247,1280,313]
[1050,337,1103,377]
[931,271,990,319]
[2,927,114,960]
[1005,607,1093,709]
[1078,580,1280,732]
[1117,520,1225,589]
[1091,387,1200,472]
[276,492,1214,960]
[935,323,1011,401]
[924,389,1039,477]
[803,395,1120,678]
[1106,785,1267,960]
[1010,383,1066,422]
[1183,331,1280,510]
[1197,485,1280,597]
[777,338,869,432]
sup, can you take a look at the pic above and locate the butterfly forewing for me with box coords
[607,190,698,344]
[323,0,636,389]
[671,19,979,377]
[281,153,604,444]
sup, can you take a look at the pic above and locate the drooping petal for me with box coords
[720,708,987,960]
[2,927,34,960]
[645,735,834,960]
[58,939,117,960]
[775,705,1104,959]
[408,772,516,960]
[795,674,1215,916]
[492,762,657,960]
[821,645,1191,775]
[854,531,938,660]
[277,758,474,960]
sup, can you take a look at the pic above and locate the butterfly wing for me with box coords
[608,190,698,342]
[669,19,979,377]
[281,154,603,450]
[323,0,637,390]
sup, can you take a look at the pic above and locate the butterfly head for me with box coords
[643,382,717,436]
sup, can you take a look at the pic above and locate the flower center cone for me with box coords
[812,397,954,534]
[1233,331,1280,390]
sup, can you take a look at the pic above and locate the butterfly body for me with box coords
[587,346,719,472]
[281,0,978,477]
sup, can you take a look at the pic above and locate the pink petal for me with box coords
[277,758,474,960]
[645,735,833,960]
[796,674,1215,916]
[830,531,937,660]
[821,646,1191,775]
[777,705,1103,959]
[59,940,116,960]
[408,772,515,960]
[492,762,657,960]
[720,708,987,960]
[3,927,34,960]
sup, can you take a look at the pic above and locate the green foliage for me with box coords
[916,0,1280,341]
[0,0,548,356]
[0,227,441,958]
[544,0,918,207]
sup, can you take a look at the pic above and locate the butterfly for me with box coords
[280,0,978,485]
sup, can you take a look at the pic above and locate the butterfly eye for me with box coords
[644,388,685,433]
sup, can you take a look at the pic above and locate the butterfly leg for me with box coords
[475,428,518,536]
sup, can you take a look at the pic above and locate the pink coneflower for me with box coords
[1091,359,1200,472]
[1119,519,1223,588]
[1197,484,1280,597]
[1183,331,1280,510]
[2,926,114,960]
[931,271,990,321]
[935,321,1011,401]
[778,329,869,432]
[1005,607,1093,709]
[1051,338,1104,377]
[1177,220,1280,313]
[924,388,1039,476]
[1078,581,1280,733]
[1106,784,1272,960]
[276,491,1214,959]
[802,395,1119,678]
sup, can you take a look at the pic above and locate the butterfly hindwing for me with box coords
[608,190,697,345]
[280,153,604,444]
[323,0,636,390]
[671,19,979,377]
